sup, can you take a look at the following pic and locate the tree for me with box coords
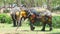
[46,0,52,11]
[30,0,35,7]
[16,0,21,7]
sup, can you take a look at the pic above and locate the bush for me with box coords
[0,13,12,24]
[3,9,10,13]
[52,16,60,28]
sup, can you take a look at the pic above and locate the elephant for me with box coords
[28,7,52,31]
[10,7,52,31]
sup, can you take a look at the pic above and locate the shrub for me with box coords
[0,13,12,24]
[52,16,60,28]
[3,9,10,13]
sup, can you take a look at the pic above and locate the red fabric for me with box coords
[31,20,35,23]
[31,14,36,18]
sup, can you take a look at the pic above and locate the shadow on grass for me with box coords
[5,30,60,34]
[16,30,52,32]
[48,33,60,34]
[5,33,60,34]
[34,30,53,32]
[5,33,20,34]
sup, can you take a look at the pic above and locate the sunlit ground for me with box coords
[0,23,60,34]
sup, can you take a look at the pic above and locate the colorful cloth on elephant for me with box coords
[30,7,51,16]
[20,10,27,18]
[30,9,40,16]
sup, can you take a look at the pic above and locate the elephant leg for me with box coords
[17,21,18,26]
[17,17,22,27]
[30,20,35,31]
[48,22,52,31]
[41,23,46,31]
[13,20,16,27]
[12,16,16,27]
[19,20,22,26]
[17,19,22,27]
[19,17,23,26]
[11,14,17,27]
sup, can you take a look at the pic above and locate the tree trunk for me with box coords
[24,0,29,8]
[47,0,52,11]
[16,0,21,7]
[24,0,34,8]
[30,0,35,7]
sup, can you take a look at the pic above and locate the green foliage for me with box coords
[52,16,60,28]
[3,9,10,13]
[0,0,60,7]
[0,13,12,24]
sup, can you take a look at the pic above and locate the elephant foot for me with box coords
[18,25,21,27]
[41,29,45,31]
[13,25,17,27]
[49,28,52,31]
[31,27,35,31]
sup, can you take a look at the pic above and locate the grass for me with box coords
[0,23,60,34]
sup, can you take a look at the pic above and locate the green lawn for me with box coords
[0,23,60,34]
